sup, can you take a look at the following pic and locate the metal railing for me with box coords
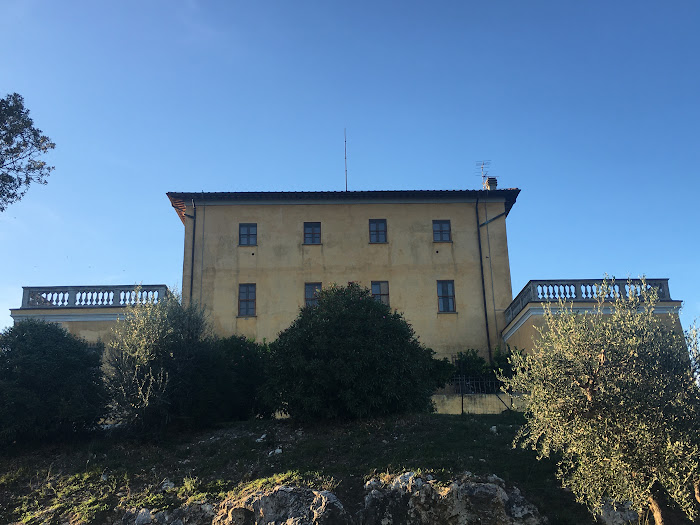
[504,278,672,325]
[435,376,503,396]
[19,285,169,309]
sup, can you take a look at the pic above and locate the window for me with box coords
[238,283,256,316]
[433,220,451,242]
[304,222,321,244]
[305,282,322,307]
[437,280,455,312]
[239,223,257,246]
[371,281,390,306]
[369,219,387,243]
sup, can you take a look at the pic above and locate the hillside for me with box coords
[0,412,597,524]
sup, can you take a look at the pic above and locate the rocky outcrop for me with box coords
[112,472,546,525]
[361,472,544,525]
[213,485,354,525]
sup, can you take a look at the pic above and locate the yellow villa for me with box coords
[165,184,518,361]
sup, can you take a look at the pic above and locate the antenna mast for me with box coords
[475,160,491,188]
[344,128,348,191]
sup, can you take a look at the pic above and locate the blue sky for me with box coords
[1,0,698,331]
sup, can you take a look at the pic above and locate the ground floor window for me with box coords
[238,283,256,316]
[437,280,455,312]
[371,281,390,306]
[305,282,322,307]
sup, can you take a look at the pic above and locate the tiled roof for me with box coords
[166,189,520,224]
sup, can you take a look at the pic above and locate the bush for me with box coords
[0,319,105,445]
[267,283,453,421]
[194,335,269,422]
[102,294,267,432]
[102,293,210,431]
[453,347,514,379]
[453,349,489,377]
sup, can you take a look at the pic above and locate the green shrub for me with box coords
[0,319,105,445]
[190,335,269,422]
[267,283,453,421]
[102,293,210,431]
[102,294,268,431]
[453,349,488,377]
[454,347,514,379]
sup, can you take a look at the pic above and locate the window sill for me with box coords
[238,244,258,247]
[369,241,388,244]
[433,240,453,243]
[438,311,458,314]
[302,243,322,246]
[236,315,257,318]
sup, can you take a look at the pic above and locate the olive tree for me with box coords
[502,280,700,524]
[103,293,267,431]
[102,293,209,430]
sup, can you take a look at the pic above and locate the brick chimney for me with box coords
[485,177,498,190]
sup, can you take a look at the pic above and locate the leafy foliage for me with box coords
[196,335,270,422]
[0,319,105,445]
[453,349,489,377]
[102,293,210,431]
[501,279,700,523]
[102,294,267,432]
[267,283,454,421]
[454,347,515,379]
[452,347,515,394]
[0,93,55,211]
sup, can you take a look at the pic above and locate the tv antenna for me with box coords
[344,128,348,192]
[475,160,492,188]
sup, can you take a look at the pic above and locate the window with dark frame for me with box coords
[437,280,455,312]
[304,222,321,244]
[371,281,390,306]
[369,219,387,243]
[239,223,257,246]
[433,220,451,242]
[238,283,256,316]
[305,282,322,307]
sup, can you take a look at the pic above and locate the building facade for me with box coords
[166,188,520,361]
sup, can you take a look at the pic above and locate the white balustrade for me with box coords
[21,285,169,309]
[504,279,672,325]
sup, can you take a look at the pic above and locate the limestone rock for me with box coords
[214,485,354,525]
[114,473,545,525]
[134,508,152,525]
[598,501,638,525]
[360,472,545,525]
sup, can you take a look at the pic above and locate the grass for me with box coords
[0,412,596,524]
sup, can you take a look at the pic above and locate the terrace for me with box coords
[18,284,169,309]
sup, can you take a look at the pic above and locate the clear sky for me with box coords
[1,1,698,331]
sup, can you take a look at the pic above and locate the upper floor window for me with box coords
[304,222,321,244]
[369,219,387,243]
[239,223,257,246]
[305,282,322,307]
[433,220,451,242]
[371,281,390,306]
[238,283,256,316]
[437,280,455,312]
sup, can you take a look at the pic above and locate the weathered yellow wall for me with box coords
[10,307,126,344]
[502,301,684,353]
[181,199,513,360]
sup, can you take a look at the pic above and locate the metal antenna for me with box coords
[344,128,348,191]
[475,160,491,188]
